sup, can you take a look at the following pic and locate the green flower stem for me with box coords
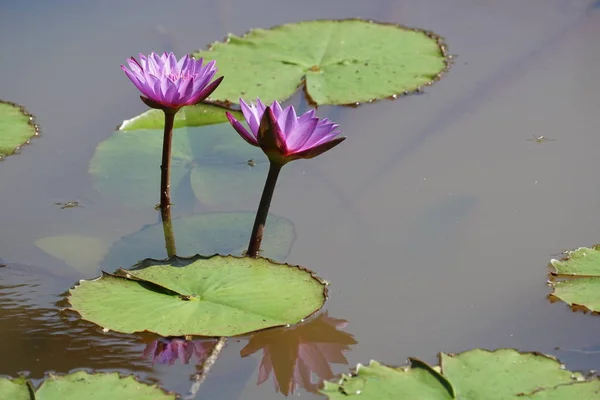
[160,206,177,258]
[184,337,228,400]
[160,109,177,210]
[247,162,282,257]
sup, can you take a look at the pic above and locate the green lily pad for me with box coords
[321,359,455,399]
[0,377,32,400]
[102,212,295,271]
[0,371,175,400]
[118,102,242,131]
[441,349,580,400]
[192,19,449,106]
[0,100,39,160]
[548,246,600,313]
[68,255,327,336]
[322,349,593,399]
[89,123,269,209]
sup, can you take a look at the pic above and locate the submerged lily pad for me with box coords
[68,255,327,336]
[102,212,295,270]
[118,102,241,131]
[322,349,593,399]
[35,235,109,274]
[0,100,39,160]
[89,123,268,209]
[193,19,449,106]
[548,246,600,313]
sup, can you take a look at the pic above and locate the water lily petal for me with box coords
[286,117,318,152]
[293,136,346,160]
[269,100,284,120]
[226,112,259,146]
[240,98,263,135]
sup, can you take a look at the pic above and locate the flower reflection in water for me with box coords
[143,337,218,366]
[241,312,357,395]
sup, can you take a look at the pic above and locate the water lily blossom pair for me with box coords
[121,52,344,166]
[122,52,345,256]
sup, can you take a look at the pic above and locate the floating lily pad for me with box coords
[0,372,174,400]
[68,255,327,336]
[118,103,242,131]
[321,359,454,399]
[192,19,449,106]
[89,123,268,209]
[548,246,600,313]
[0,100,39,160]
[441,349,581,400]
[322,349,593,399]
[102,212,295,270]
[0,377,31,400]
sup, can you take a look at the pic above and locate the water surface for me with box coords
[1,0,600,398]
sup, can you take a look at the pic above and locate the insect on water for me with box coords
[235,159,266,168]
[527,135,556,144]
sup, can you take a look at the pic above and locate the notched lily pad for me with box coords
[68,255,327,337]
[90,123,268,209]
[548,246,600,314]
[118,102,242,131]
[0,100,39,160]
[193,19,450,106]
[0,371,175,400]
[322,348,594,400]
[321,358,455,399]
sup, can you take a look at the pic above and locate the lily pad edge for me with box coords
[0,99,40,161]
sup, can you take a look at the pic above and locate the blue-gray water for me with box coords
[1,0,600,398]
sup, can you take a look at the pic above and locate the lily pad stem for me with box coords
[247,162,282,257]
[160,206,177,257]
[184,337,228,400]
[160,109,177,210]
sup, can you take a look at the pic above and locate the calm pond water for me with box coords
[2,0,600,398]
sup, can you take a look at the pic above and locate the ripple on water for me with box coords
[0,262,153,377]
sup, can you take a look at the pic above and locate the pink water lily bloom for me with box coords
[121,52,223,111]
[226,99,345,165]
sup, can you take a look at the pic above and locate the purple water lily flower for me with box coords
[226,99,345,165]
[121,52,223,111]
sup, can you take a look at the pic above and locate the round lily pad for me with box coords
[68,255,327,337]
[119,103,242,131]
[102,211,295,270]
[89,122,269,209]
[549,246,600,313]
[322,349,595,400]
[0,372,175,400]
[0,100,39,160]
[193,19,449,106]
